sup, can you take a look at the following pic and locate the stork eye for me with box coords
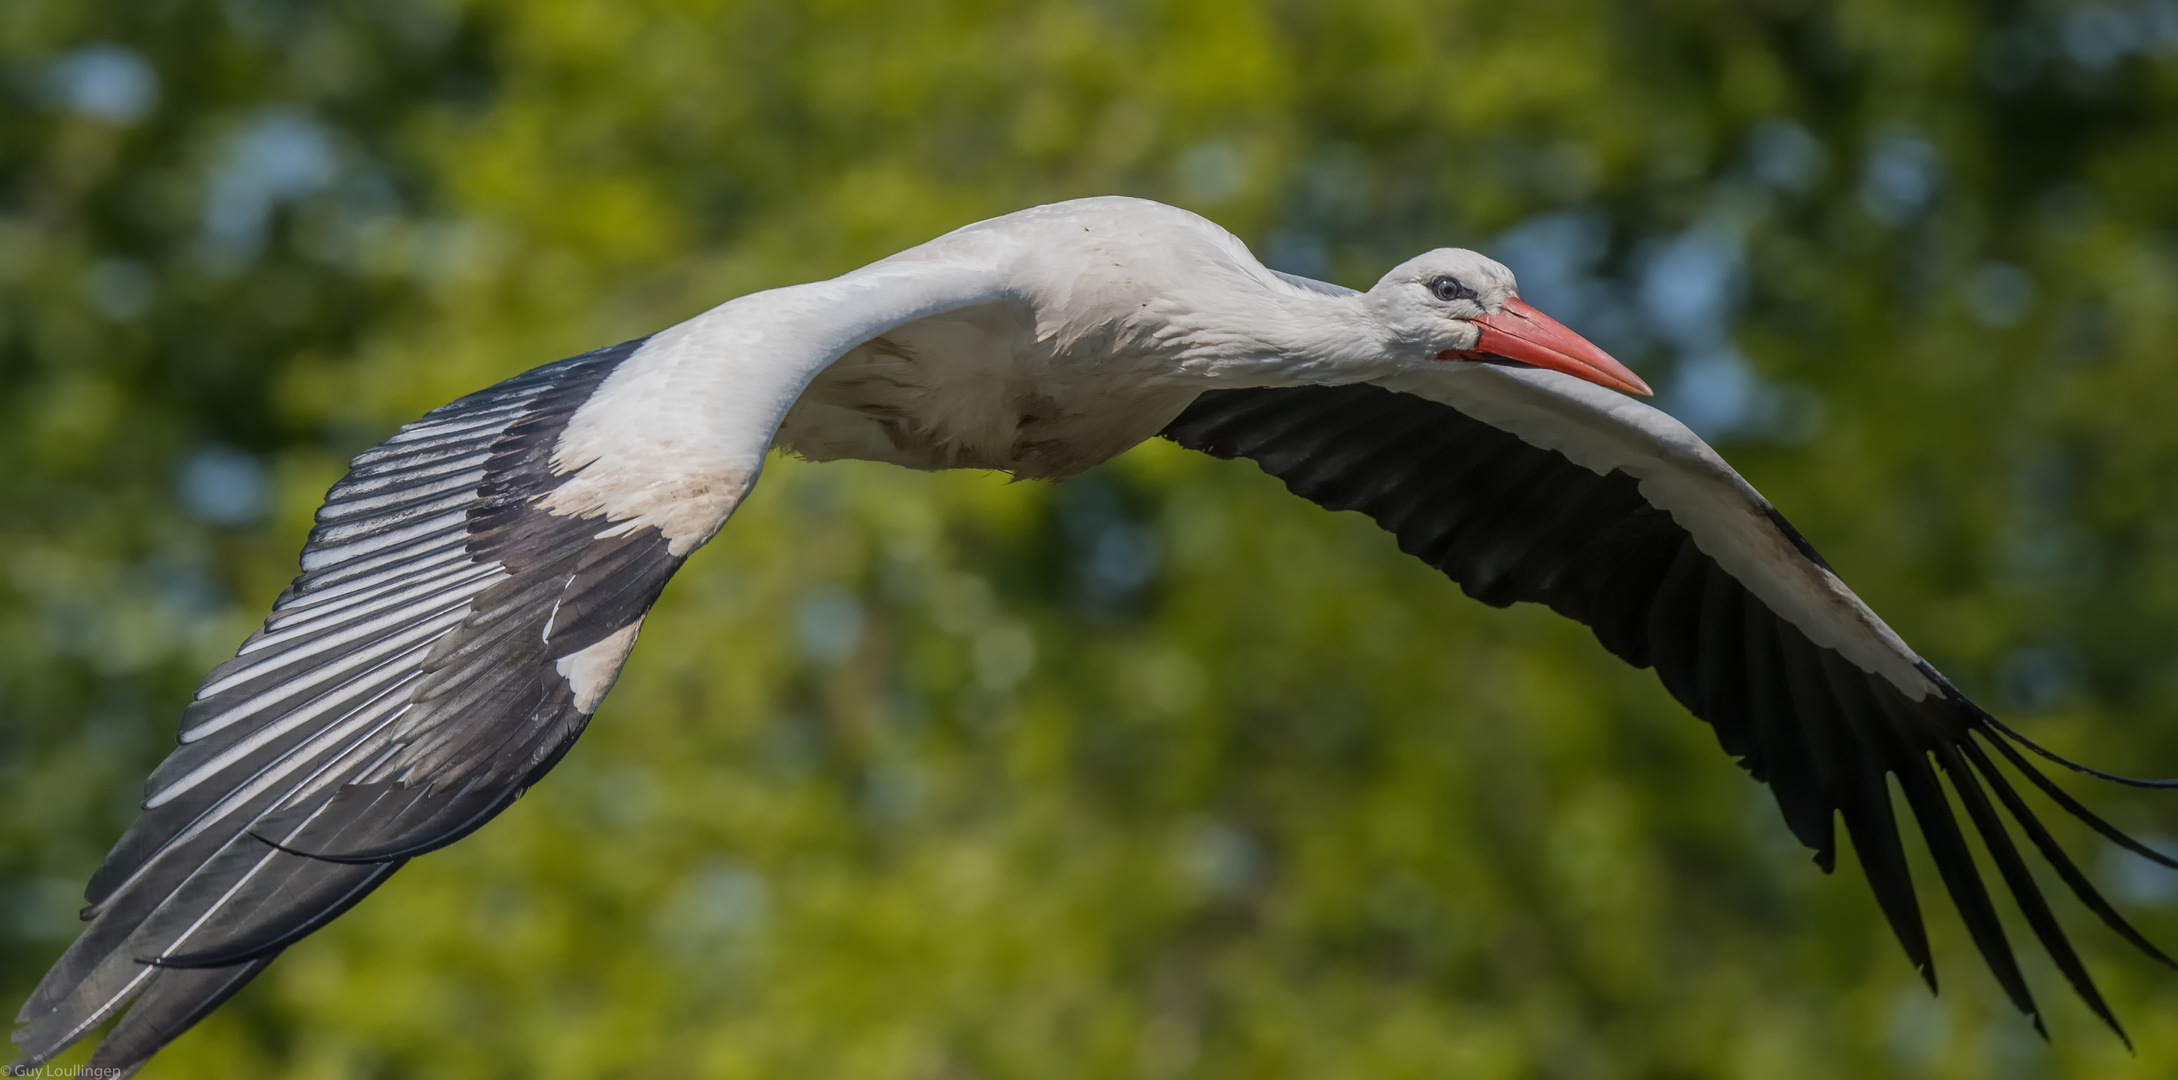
[1429,275,1477,303]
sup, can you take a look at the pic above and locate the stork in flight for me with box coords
[13,196,2177,1076]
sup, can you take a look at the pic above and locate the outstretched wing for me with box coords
[1163,367,2178,1042]
[12,254,1008,1076]
[9,337,697,1076]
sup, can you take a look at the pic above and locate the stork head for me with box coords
[1364,249,1651,396]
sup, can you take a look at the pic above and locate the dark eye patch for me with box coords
[1429,275,1478,303]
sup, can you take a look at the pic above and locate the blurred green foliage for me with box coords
[6,0,2178,1076]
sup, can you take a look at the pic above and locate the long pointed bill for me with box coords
[1439,297,1653,396]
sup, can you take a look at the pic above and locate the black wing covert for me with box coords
[11,336,691,1076]
[1164,382,2178,1042]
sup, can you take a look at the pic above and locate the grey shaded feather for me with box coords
[11,333,703,1075]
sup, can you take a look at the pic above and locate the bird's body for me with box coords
[630,198,1371,489]
[13,196,2175,1076]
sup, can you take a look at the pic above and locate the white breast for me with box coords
[773,298,1199,480]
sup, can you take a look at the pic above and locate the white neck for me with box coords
[1160,283,1396,388]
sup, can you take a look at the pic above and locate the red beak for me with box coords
[1439,297,1653,396]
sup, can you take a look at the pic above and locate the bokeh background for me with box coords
[6,1,2178,1076]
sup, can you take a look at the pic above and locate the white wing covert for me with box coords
[12,253,1009,1076]
[10,337,689,1074]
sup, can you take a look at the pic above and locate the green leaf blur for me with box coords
[5,1,2178,1076]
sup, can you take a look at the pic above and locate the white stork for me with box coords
[13,196,2176,1075]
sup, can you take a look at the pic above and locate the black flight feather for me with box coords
[1163,382,2177,1035]
[10,334,697,1076]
